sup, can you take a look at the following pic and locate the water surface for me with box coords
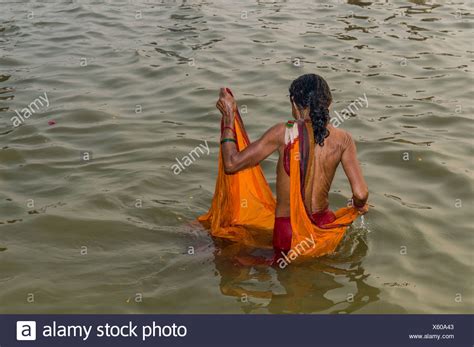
[0,0,473,314]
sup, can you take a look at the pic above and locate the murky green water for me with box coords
[0,0,472,314]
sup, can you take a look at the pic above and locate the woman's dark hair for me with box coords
[289,73,332,146]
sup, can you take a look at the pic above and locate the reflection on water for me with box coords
[213,227,381,314]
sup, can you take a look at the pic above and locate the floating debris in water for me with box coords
[48,120,56,126]
[6,219,22,224]
[383,282,410,288]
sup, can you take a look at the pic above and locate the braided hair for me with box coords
[289,73,332,146]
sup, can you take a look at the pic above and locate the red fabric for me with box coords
[283,143,291,176]
[273,209,337,253]
[313,209,337,228]
[273,217,292,252]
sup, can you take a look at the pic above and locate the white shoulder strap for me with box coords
[284,121,299,145]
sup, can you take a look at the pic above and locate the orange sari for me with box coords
[198,112,359,258]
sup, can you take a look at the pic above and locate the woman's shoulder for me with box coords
[261,122,288,146]
[327,125,354,148]
[328,124,351,137]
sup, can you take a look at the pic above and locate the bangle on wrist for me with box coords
[220,138,236,144]
[222,126,236,136]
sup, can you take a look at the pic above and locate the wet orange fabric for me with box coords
[197,115,276,249]
[198,115,359,257]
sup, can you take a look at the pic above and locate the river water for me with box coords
[0,0,472,314]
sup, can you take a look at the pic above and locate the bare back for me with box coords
[275,124,364,217]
